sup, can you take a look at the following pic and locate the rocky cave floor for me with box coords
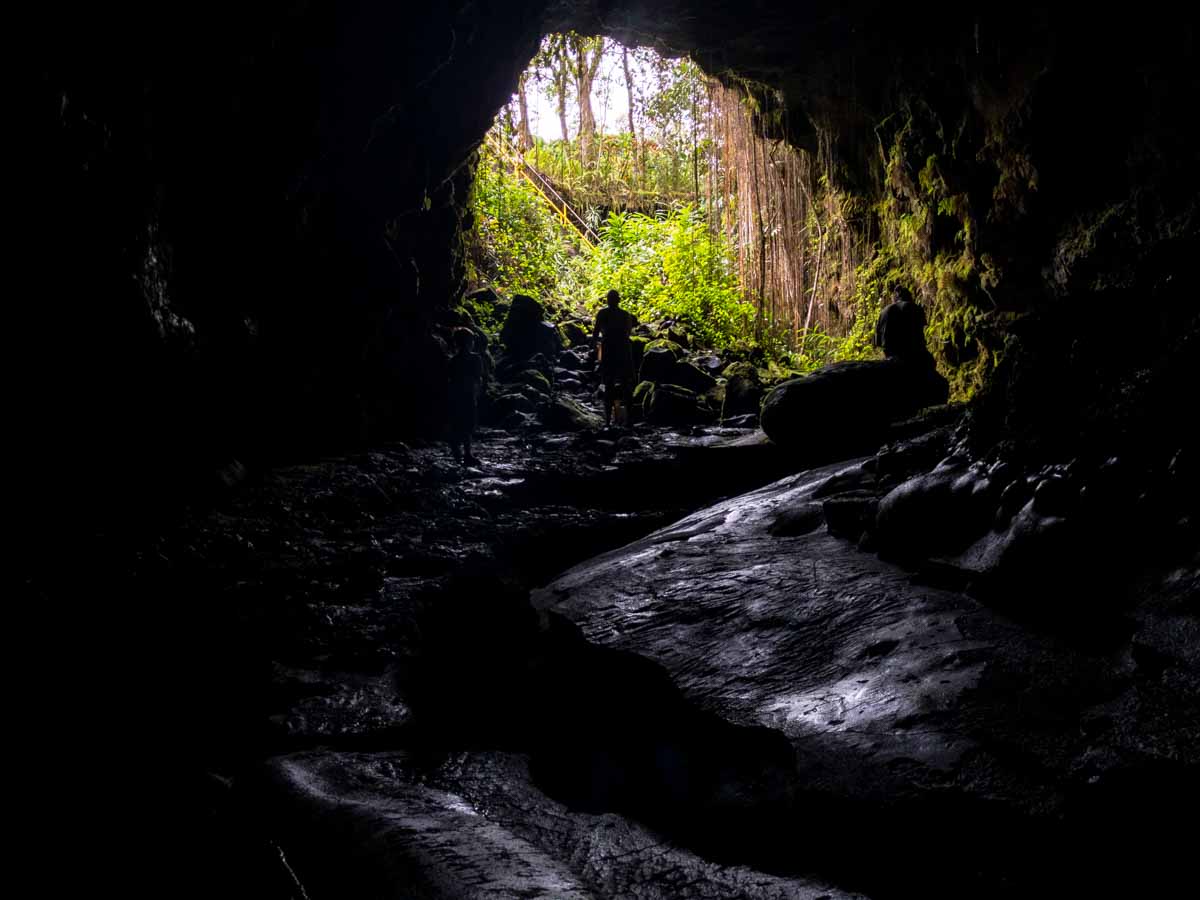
[40,391,1198,899]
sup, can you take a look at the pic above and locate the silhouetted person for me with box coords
[593,289,638,426]
[875,285,933,366]
[447,327,483,466]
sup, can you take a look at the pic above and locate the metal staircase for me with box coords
[483,131,600,249]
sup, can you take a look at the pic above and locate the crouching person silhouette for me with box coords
[874,284,949,406]
[874,285,933,367]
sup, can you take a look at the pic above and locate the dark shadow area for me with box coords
[21,3,1200,898]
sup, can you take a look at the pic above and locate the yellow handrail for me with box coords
[484,131,599,250]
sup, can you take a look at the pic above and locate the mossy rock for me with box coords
[630,335,649,372]
[756,362,804,386]
[486,391,539,424]
[560,321,590,348]
[646,383,704,425]
[541,395,603,432]
[666,328,691,349]
[517,368,553,395]
[703,383,726,409]
[644,339,684,359]
[640,345,680,383]
[671,361,718,394]
[722,360,760,382]
[722,373,764,421]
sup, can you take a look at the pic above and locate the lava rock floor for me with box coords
[26,416,1197,899]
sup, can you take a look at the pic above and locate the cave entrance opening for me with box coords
[463,32,890,379]
[466,33,748,351]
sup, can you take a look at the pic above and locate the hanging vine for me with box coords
[707,78,875,363]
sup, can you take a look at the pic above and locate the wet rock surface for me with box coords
[535,458,1200,897]
[44,404,822,895]
[140,424,795,751]
[30,354,1195,899]
[261,751,866,900]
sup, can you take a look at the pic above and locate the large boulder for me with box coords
[638,341,716,394]
[483,390,539,425]
[632,380,654,409]
[644,338,684,356]
[760,359,949,457]
[496,350,555,384]
[665,327,691,349]
[515,368,553,397]
[629,336,649,376]
[873,461,999,560]
[500,294,562,362]
[639,344,682,383]
[560,321,590,348]
[644,383,715,426]
[670,361,718,395]
[541,395,603,432]
[722,367,764,422]
[531,462,1200,898]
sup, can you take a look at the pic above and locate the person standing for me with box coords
[446,328,483,466]
[592,289,637,426]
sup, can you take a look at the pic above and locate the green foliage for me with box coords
[469,41,1016,402]
[467,149,590,315]
[584,205,755,351]
[821,248,895,364]
[522,132,710,210]
[462,294,506,338]
[468,147,755,355]
[857,117,1014,403]
[506,37,711,212]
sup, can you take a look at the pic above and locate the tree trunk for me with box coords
[692,83,700,204]
[555,69,569,178]
[800,221,826,358]
[578,63,594,169]
[571,35,605,170]
[516,72,533,152]
[622,46,638,181]
[546,38,570,178]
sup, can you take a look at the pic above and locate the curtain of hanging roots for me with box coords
[707,80,871,357]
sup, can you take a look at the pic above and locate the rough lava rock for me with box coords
[532,460,1200,897]
[670,360,719,394]
[501,294,563,362]
[722,368,764,423]
[874,463,998,560]
[262,751,868,900]
[644,383,714,426]
[760,360,949,458]
[541,395,604,432]
[639,342,683,384]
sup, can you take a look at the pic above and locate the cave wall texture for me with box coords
[25,1,1199,516]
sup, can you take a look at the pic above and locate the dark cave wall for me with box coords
[25,2,1199,515]
[27,0,548,512]
[849,9,1200,459]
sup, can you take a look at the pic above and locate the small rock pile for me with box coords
[451,290,805,433]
